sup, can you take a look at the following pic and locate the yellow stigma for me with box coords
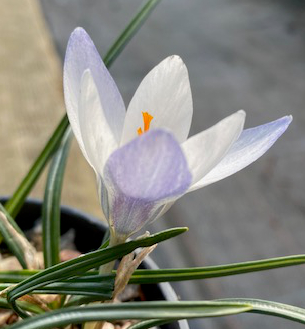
[137,112,153,135]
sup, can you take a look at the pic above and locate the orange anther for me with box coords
[137,112,153,136]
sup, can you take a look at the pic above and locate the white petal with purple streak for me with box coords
[64,27,126,149]
[182,110,245,186]
[78,70,118,175]
[190,115,292,191]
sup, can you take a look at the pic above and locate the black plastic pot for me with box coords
[0,197,189,329]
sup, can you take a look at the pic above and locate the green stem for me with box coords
[99,233,126,274]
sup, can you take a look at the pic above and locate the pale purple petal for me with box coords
[64,27,125,146]
[190,115,292,191]
[103,129,192,238]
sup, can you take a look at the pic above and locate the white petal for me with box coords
[182,110,246,186]
[120,55,193,145]
[78,70,118,176]
[190,115,292,191]
[64,27,126,149]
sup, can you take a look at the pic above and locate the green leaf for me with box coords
[126,298,305,329]
[32,273,114,298]
[129,254,305,283]
[4,115,69,218]
[0,206,35,269]
[64,295,108,307]
[7,227,187,317]
[0,298,44,315]
[34,279,114,300]
[8,298,305,329]
[6,301,252,329]
[2,254,305,284]
[217,298,305,325]
[0,204,24,236]
[0,276,114,299]
[0,270,37,283]
[4,0,162,219]
[42,128,72,267]
[128,319,171,329]
[102,0,161,67]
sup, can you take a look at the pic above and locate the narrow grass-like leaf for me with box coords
[6,301,252,329]
[7,227,187,317]
[4,116,69,218]
[33,273,114,298]
[0,298,44,315]
[0,283,11,290]
[0,275,114,299]
[0,270,37,283]
[4,0,162,220]
[102,0,161,67]
[217,298,305,325]
[3,254,305,284]
[128,319,172,329]
[0,211,26,269]
[64,295,107,307]
[42,128,72,267]
[7,298,305,328]
[35,281,113,298]
[129,254,305,283]
[126,298,305,329]
[0,211,39,269]
[0,204,24,236]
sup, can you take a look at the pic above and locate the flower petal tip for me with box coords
[272,115,293,136]
[165,55,186,69]
[65,28,94,62]
[169,54,183,62]
[237,109,246,118]
[64,28,91,75]
[283,114,293,125]
[233,110,246,126]
[69,27,90,43]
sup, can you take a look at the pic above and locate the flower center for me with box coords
[137,112,153,135]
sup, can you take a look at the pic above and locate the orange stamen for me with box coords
[137,112,153,136]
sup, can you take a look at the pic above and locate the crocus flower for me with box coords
[64,28,292,243]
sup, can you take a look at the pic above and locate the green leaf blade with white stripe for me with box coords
[6,301,252,329]
[0,205,38,269]
[2,254,305,284]
[217,298,305,325]
[7,227,187,317]
[42,128,72,267]
[130,254,305,283]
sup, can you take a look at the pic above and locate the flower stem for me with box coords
[98,233,126,275]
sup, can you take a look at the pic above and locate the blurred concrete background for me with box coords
[0,0,100,217]
[1,0,305,328]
